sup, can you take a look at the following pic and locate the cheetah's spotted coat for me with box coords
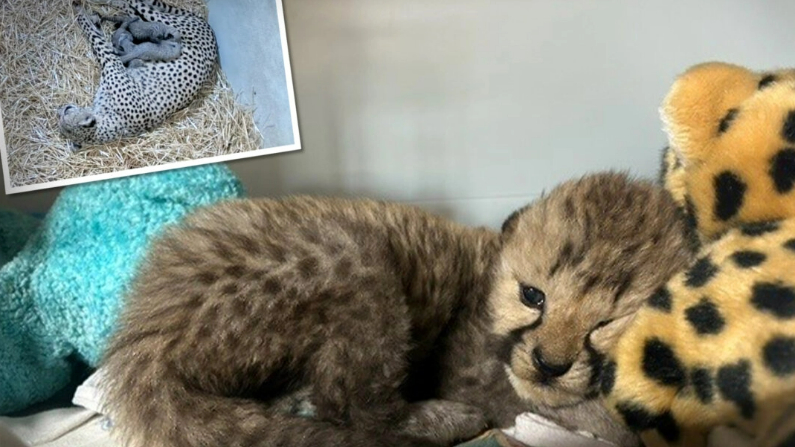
[58,0,217,147]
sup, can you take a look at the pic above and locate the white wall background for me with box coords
[4,0,795,228]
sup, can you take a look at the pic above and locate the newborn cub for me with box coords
[101,172,692,447]
[488,173,696,438]
[106,15,182,68]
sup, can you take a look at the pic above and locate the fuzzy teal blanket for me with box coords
[0,164,244,414]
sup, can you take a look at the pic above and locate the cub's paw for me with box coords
[398,399,489,445]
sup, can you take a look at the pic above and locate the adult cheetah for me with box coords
[57,0,218,149]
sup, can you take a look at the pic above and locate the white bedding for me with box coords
[0,368,754,447]
[0,407,114,447]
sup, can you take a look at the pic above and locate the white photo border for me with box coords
[1,0,301,195]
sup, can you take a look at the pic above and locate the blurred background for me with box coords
[3,0,794,228]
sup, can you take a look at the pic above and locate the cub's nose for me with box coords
[532,347,573,378]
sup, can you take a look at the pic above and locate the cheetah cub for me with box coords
[102,172,693,447]
[105,15,182,68]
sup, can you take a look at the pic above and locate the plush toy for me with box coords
[600,62,795,447]
[0,164,244,415]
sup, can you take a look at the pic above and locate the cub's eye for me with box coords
[520,285,545,309]
[593,319,612,331]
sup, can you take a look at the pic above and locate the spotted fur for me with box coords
[601,62,795,447]
[57,0,217,148]
[100,173,687,447]
[602,220,795,447]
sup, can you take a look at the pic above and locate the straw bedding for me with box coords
[0,0,263,189]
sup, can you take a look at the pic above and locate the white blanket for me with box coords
[0,368,755,447]
[0,407,114,447]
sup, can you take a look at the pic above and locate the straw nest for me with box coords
[0,0,263,189]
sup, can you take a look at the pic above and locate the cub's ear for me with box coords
[79,115,96,128]
[660,62,757,166]
[501,205,530,235]
[501,210,521,234]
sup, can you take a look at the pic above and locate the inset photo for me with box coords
[0,0,300,194]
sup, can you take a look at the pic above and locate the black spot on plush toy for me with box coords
[601,62,795,447]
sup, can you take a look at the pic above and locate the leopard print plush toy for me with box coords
[600,62,795,447]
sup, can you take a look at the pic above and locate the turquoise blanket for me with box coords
[0,164,244,414]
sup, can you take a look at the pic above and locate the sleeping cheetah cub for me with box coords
[105,15,182,68]
[104,14,182,46]
[102,173,693,447]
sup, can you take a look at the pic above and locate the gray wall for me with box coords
[4,0,795,229]
[207,0,295,148]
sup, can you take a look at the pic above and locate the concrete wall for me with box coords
[4,0,795,229]
[206,0,294,149]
